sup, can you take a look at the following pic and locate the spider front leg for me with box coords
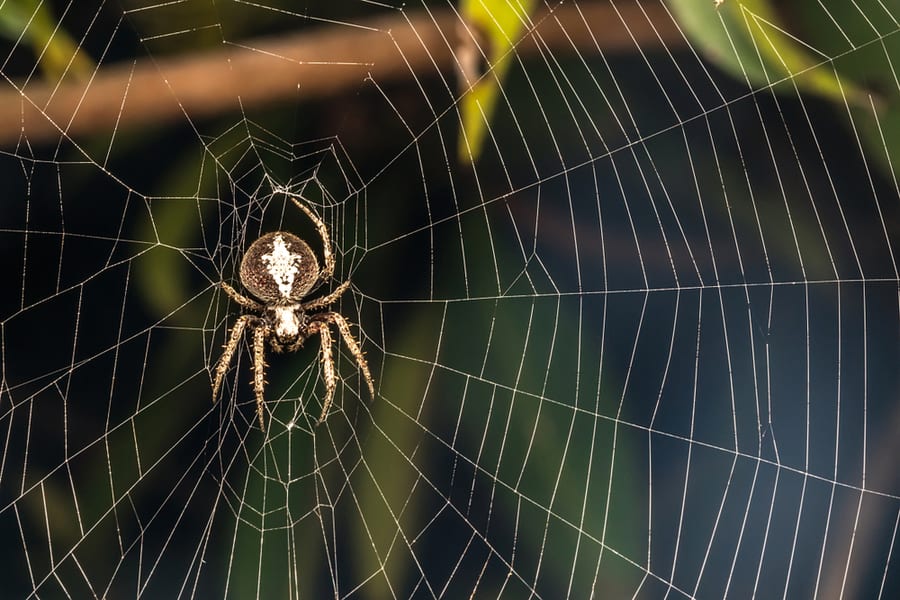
[312,312,376,424]
[251,324,268,430]
[212,314,253,402]
[328,312,376,401]
[307,321,337,424]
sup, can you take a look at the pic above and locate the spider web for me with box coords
[1,0,899,598]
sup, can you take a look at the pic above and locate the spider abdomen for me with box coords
[240,232,319,302]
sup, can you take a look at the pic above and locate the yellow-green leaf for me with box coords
[667,0,870,108]
[0,0,94,81]
[457,0,537,164]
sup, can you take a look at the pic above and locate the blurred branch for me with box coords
[0,2,681,147]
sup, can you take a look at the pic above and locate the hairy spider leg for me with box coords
[251,324,268,430]
[331,312,376,400]
[315,311,376,403]
[301,280,350,312]
[307,321,337,424]
[221,282,263,311]
[212,314,254,402]
[289,196,334,284]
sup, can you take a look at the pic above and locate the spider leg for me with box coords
[251,324,268,430]
[316,312,376,402]
[289,195,334,284]
[307,321,336,424]
[300,280,350,312]
[221,282,264,311]
[212,314,253,402]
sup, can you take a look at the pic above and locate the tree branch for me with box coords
[0,2,681,148]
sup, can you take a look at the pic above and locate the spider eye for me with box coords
[240,231,319,302]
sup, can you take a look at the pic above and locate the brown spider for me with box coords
[212,196,375,429]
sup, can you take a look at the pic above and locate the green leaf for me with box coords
[667,0,870,108]
[457,0,537,164]
[0,0,94,80]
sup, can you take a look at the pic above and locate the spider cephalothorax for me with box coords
[212,196,375,429]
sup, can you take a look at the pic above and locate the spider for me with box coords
[212,196,375,429]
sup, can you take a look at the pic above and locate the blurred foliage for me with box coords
[458,0,537,164]
[668,0,900,180]
[668,0,871,107]
[0,0,93,79]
